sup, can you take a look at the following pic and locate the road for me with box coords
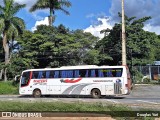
[0,84,160,110]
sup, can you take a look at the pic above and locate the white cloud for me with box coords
[143,24,160,35]
[86,13,95,18]
[109,0,160,35]
[84,16,160,40]
[31,17,49,31]
[110,0,160,26]
[14,0,37,9]
[84,17,113,39]
[14,0,48,21]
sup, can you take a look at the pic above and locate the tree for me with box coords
[16,25,99,72]
[0,36,4,79]
[30,0,71,26]
[96,14,158,68]
[0,0,26,81]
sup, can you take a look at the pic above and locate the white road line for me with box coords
[52,99,58,101]
[137,100,160,105]
[106,99,120,103]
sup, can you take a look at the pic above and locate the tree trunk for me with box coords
[48,8,54,26]
[48,16,53,26]
[2,32,10,81]
[0,69,3,80]
[4,68,7,81]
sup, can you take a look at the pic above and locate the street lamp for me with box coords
[121,0,127,65]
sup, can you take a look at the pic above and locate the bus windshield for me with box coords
[20,72,30,87]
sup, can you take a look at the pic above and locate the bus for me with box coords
[18,65,132,98]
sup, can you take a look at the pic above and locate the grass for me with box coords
[0,101,157,119]
[0,101,131,112]
[0,81,19,94]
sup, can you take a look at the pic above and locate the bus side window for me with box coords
[85,70,88,77]
[90,70,96,77]
[37,71,46,78]
[42,71,46,78]
[74,70,79,78]
[116,70,122,77]
[106,69,113,77]
[68,70,73,78]
[54,71,59,78]
[32,71,38,79]
[46,71,50,78]
[49,71,54,78]
[79,69,87,77]
[112,70,116,77]
[61,71,67,78]
[98,70,104,77]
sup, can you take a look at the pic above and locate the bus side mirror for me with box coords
[15,75,20,81]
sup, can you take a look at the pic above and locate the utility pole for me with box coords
[121,0,127,65]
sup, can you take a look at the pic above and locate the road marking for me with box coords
[52,99,58,101]
[137,100,160,105]
[106,99,120,103]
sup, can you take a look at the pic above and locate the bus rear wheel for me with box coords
[33,89,41,98]
[91,89,101,99]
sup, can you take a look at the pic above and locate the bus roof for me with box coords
[22,65,126,72]
[60,65,98,68]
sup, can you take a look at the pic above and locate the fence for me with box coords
[133,66,160,83]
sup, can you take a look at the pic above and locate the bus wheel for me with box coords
[33,89,41,98]
[91,89,101,99]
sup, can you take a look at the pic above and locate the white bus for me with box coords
[18,65,132,98]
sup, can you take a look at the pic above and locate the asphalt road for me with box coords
[0,84,160,110]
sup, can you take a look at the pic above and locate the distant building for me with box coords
[154,61,160,65]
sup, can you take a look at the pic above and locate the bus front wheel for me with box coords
[91,89,101,99]
[33,89,41,98]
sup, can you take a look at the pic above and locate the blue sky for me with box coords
[13,0,160,38]
[16,0,112,30]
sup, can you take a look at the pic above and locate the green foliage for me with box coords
[97,13,159,69]
[83,49,100,64]
[132,69,144,83]
[29,0,71,25]
[0,101,155,119]
[0,0,26,81]
[143,78,151,84]
[0,10,160,82]
[12,25,99,74]
[0,0,26,39]
[0,81,18,94]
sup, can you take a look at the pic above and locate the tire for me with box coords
[33,89,41,98]
[91,89,101,99]
[44,95,50,97]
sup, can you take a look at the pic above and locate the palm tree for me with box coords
[30,0,71,26]
[0,0,26,81]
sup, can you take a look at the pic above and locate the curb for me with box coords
[0,95,20,97]
[134,84,154,86]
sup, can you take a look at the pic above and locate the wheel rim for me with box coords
[34,90,41,97]
[94,91,99,96]
[92,90,100,98]
[36,91,40,95]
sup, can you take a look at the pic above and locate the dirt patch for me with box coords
[0,117,115,120]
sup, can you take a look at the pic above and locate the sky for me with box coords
[8,0,160,38]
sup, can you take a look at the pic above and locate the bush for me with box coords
[0,81,19,94]
[142,77,151,84]
[132,70,144,83]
